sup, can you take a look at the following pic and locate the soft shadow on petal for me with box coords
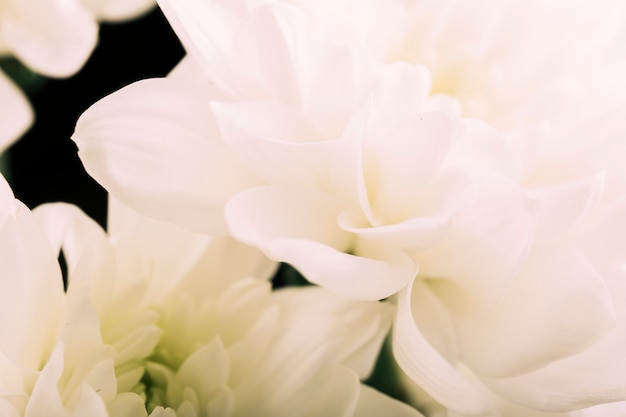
[1,0,97,77]
[0,70,33,152]
[453,245,615,379]
[73,78,260,234]
[393,280,492,416]
[482,279,626,412]
[226,185,415,300]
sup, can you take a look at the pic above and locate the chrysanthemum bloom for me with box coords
[99,198,415,416]
[1,175,419,416]
[0,0,155,152]
[74,1,523,301]
[72,1,626,416]
[0,174,130,416]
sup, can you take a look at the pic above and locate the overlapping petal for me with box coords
[73,78,261,234]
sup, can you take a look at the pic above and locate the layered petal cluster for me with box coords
[0,174,125,416]
[0,0,155,151]
[71,0,626,416]
[0,175,416,416]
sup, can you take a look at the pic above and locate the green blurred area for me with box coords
[0,57,47,93]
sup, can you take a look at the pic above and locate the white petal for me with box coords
[33,203,115,307]
[23,344,65,416]
[226,186,415,300]
[454,245,615,379]
[0,197,63,369]
[212,100,341,189]
[1,0,97,77]
[371,62,431,127]
[273,286,393,379]
[418,173,533,307]
[80,0,155,22]
[393,280,492,416]
[0,70,33,152]
[527,172,605,242]
[231,3,302,104]
[304,366,360,417]
[73,78,260,234]
[354,385,425,417]
[366,111,456,221]
[156,0,240,93]
[482,279,626,411]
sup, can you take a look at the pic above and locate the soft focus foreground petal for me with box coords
[1,0,97,77]
[0,177,63,370]
[0,70,33,152]
[355,385,425,417]
[453,245,615,379]
[272,286,393,379]
[80,0,155,22]
[482,278,626,412]
[73,78,260,234]
[393,280,492,416]
[527,173,605,242]
[226,186,415,300]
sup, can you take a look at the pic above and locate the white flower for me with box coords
[100,198,418,417]
[74,2,523,302]
[287,0,626,130]
[0,174,121,416]
[0,0,155,149]
[71,1,626,415]
[1,173,421,416]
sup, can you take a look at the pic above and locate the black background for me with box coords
[6,7,185,228]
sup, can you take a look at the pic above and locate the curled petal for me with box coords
[226,186,415,300]
[393,279,492,416]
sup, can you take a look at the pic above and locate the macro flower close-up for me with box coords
[2,0,626,416]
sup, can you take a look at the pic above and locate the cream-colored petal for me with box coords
[0,70,33,152]
[226,185,415,300]
[80,0,155,22]
[393,280,492,416]
[73,78,260,234]
[453,245,615,379]
[1,0,97,77]
[354,385,425,417]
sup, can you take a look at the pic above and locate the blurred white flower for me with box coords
[0,70,31,153]
[287,0,626,130]
[0,0,155,150]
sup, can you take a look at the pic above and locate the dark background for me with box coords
[5,7,185,228]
